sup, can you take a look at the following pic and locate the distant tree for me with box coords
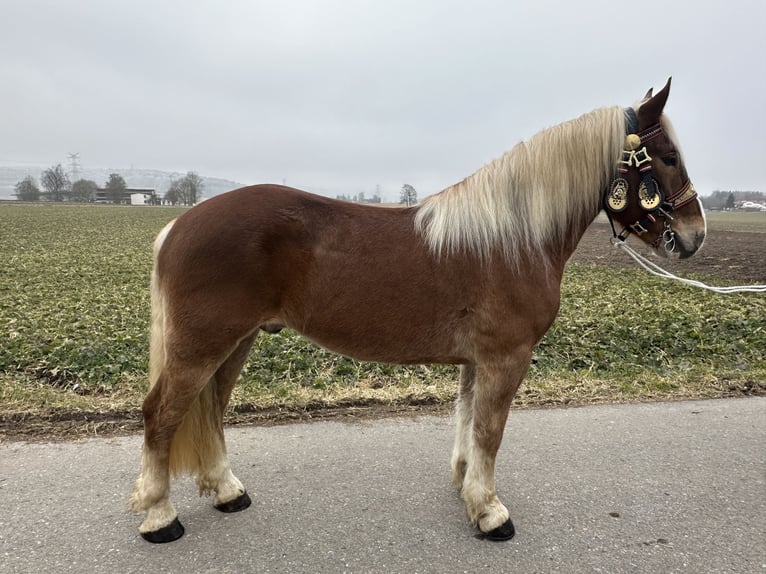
[182,171,204,205]
[41,164,70,202]
[725,192,735,210]
[70,179,98,203]
[166,172,204,206]
[104,173,127,204]
[14,176,41,201]
[165,180,182,205]
[163,180,180,205]
[400,184,417,206]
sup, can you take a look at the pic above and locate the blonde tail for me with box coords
[148,220,174,390]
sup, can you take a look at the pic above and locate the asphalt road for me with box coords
[1,397,764,574]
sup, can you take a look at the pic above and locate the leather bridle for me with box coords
[605,109,698,252]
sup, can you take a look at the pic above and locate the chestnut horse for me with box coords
[131,79,706,543]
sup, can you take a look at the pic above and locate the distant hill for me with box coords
[0,165,243,200]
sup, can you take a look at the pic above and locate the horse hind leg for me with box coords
[130,362,217,543]
[130,220,191,542]
[131,305,255,540]
[194,332,258,513]
[131,331,256,543]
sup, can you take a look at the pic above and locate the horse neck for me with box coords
[417,106,624,270]
[514,106,624,267]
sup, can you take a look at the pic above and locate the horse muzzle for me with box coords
[675,228,706,259]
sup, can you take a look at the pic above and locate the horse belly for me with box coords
[282,263,468,365]
[295,312,465,365]
[301,334,467,366]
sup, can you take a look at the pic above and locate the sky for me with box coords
[2,0,765,201]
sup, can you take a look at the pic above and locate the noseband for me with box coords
[605,109,698,252]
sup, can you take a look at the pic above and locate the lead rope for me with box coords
[611,240,766,294]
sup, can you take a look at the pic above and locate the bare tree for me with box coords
[40,164,70,202]
[70,179,98,203]
[14,176,41,201]
[166,172,204,206]
[399,184,417,206]
[164,180,180,205]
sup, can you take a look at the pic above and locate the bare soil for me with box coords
[572,220,766,284]
[0,400,453,442]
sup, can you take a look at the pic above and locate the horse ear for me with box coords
[638,77,671,125]
[643,88,653,100]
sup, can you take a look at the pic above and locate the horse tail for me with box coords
[149,219,224,478]
[148,220,173,391]
[168,377,223,479]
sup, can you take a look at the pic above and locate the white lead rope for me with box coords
[612,240,766,294]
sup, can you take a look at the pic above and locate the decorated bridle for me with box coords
[605,108,698,253]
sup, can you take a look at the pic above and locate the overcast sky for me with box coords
[2,0,764,200]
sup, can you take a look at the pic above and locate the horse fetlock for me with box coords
[213,484,246,507]
[196,476,217,498]
[209,469,246,506]
[451,457,467,489]
[129,479,143,512]
[130,476,164,513]
[462,481,508,531]
[477,500,510,534]
[129,491,147,514]
[462,487,489,521]
[139,498,179,535]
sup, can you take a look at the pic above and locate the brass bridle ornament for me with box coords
[605,109,698,253]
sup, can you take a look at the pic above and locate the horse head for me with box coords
[606,78,706,258]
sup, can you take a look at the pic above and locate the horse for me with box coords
[130,79,706,543]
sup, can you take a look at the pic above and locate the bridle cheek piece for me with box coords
[605,119,697,254]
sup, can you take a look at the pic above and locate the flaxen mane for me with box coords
[414,106,626,262]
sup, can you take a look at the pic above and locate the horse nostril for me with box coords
[679,230,706,259]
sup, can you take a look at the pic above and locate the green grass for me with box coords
[1,204,764,421]
[703,210,766,232]
[1,205,181,389]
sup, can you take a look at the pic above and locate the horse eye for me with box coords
[661,156,677,166]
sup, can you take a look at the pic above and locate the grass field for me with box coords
[1,204,764,436]
[700,210,766,232]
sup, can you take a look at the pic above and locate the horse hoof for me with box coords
[480,518,515,542]
[214,491,252,513]
[141,517,185,543]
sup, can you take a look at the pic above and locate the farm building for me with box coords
[94,187,158,205]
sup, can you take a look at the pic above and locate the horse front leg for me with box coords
[461,350,531,541]
[451,364,475,488]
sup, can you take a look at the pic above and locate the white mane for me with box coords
[414,106,627,263]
